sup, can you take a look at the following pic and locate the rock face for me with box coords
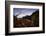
[14,10,39,27]
[31,10,39,27]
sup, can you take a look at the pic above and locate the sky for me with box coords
[13,8,38,18]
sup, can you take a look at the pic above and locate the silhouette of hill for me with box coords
[23,15,31,20]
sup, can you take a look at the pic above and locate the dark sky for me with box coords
[13,8,38,18]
